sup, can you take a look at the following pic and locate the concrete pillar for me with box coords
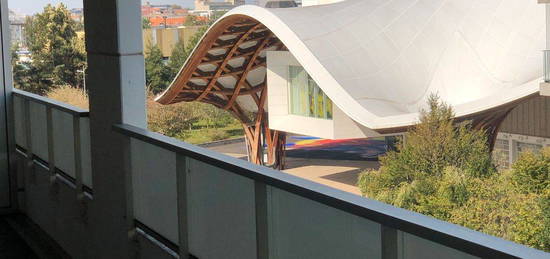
[83,0,146,258]
[0,0,16,213]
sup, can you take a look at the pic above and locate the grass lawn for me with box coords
[181,123,244,145]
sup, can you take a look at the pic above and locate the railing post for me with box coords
[123,136,137,258]
[46,107,60,198]
[381,226,398,259]
[176,154,190,259]
[72,115,88,224]
[72,115,83,198]
[23,99,34,184]
[255,181,269,259]
[46,107,56,182]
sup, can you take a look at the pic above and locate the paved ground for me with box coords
[207,139,380,196]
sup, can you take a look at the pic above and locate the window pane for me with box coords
[316,86,324,118]
[289,66,308,116]
[288,65,333,120]
[326,97,333,119]
[517,142,543,154]
[308,82,315,117]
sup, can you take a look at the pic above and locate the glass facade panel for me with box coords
[288,66,333,120]
[517,142,543,154]
[492,139,510,169]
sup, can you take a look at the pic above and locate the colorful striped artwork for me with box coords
[285,136,389,160]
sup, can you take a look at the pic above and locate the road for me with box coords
[206,138,381,196]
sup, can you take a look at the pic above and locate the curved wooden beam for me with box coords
[194,23,264,102]
[223,33,274,110]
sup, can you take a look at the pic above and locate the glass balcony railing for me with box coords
[12,90,550,259]
[12,89,93,193]
[544,50,550,82]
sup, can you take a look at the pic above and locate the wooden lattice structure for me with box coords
[156,16,287,169]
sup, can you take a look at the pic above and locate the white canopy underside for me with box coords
[220,0,544,130]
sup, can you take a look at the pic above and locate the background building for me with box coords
[0,1,546,259]
[143,26,203,58]
[8,9,25,47]
[69,8,83,23]
[194,0,245,13]
[157,0,549,169]
[142,2,189,28]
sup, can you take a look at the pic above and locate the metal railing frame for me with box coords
[13,89,91,199]
[114,123,549,259]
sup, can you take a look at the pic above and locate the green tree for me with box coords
[142,17,151,29]
[167,26,208,80]
[145,44,170,94]
[166,11,225,81]
[357,96,550,251]
[511,148,550,194]
[23,4,86,94]
[184,15,199,26]
[360,95,493,192]
[167,40,187,80]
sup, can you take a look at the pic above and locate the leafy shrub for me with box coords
[511,148,550,194]
[357,95,550,251]
[146,93,242,143]
[451,171,548,251]
[361,95,493,192]
[147,96,201,137]
[46,85,89,109]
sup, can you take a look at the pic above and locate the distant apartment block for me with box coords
[193,0,246,16]
[70,8,83,23]
[8,9,25,47]
[142,2,189,28]
[143,26,203,58]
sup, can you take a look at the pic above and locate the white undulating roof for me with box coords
[221,0,544,129]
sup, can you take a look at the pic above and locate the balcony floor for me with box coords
[0,218,38,259]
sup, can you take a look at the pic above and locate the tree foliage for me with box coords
[142,17,151,29]
[511,148,550,194]
[167,26,207,80]
[358,95,550,251]
[17,4,86,94]
[362,95,493,193]
[145,44,170,94]
[164,12,224,86]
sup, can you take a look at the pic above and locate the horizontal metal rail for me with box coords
[15,147,93,196]
[113,123,549,259]
[12,89,89,117]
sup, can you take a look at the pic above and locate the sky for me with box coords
[9,0,196,15]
